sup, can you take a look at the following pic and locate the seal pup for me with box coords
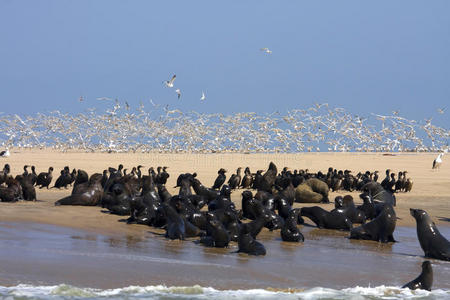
[402,261,433,291]
[410,208,450,261]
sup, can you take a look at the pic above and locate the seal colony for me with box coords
[0,158,447,291]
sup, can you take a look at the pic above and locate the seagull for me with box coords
[432,153,443,169]
[392,110,399,116]
[164,75,176,88]
[260,47,272,54]
[78,96,84,102]
[96,97,112,101]
[0,149,10,157]
[437,107,446,114]
[175,88,181,99]
[125,101,130,110]
[149,99,160,108]
[200,91,206,101]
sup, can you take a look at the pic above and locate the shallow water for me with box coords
[0,222,449,295]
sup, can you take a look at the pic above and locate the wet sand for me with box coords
[0,150,449,289]
[0,222,449,290]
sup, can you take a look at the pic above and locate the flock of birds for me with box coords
[0,102,449,154]
[0,160,447,290]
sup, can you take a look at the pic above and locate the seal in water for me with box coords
[350,204,396,243]
[281,208,304,242]
[402,261,433,291]
[410,208,450,261]
[237,223,266,256]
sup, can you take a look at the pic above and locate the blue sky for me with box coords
[1,1,449,127]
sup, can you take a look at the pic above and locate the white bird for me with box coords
[432,153,443,169]
[96,97,112,101]
[149,99,159,107]
[260,47,272,54]
[437,107,446,114]
[164,75,176,88]
[0,149,10,157]
[175,89,181,99]
[200,91,206,101]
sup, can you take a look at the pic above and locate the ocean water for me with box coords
[0,284,449,300]
[0,223,449,299]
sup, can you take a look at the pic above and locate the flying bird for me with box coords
[260,48,272,54]
[200,91,206,101]
[164,75,176,88]
[437,107,446,114]
[96,97,112,101]
[175,88,181,99]
[78,96,84,102]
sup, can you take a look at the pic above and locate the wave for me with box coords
[0,284,448,299]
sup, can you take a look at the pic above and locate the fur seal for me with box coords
[237,223,266,256]
[332,195,366,224]
[200,213,230,247]
[301,206,352,230]
[361,181,396,206]
[281,209,304,242]
[295,178,329,203]
[350,204,396,243]
[402,261,433,291]
[162,202,186,240]
[55,174,103,206]
[410,208,450,261]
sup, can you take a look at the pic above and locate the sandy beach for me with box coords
[1,150,449,291]
[1,149,449,232]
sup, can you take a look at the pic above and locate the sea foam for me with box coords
[0,284,448,300]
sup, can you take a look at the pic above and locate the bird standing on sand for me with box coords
[432,153,443,169]
[0,149,10,157]
[212,168,227,190]
[164,75,176,88]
